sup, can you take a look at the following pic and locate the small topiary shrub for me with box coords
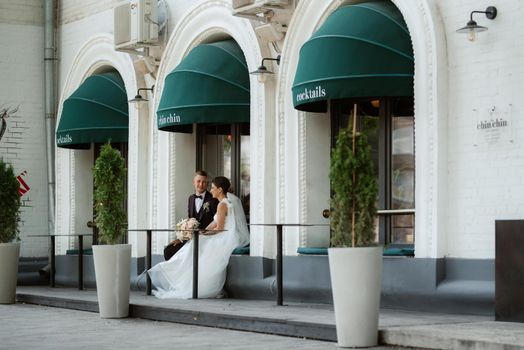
[93,143,127,245]
[330,125,378,248]
[0,159,21,243]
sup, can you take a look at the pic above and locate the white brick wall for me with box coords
[0,17,49,257]
[58,9,114,91]
[59,0,120,25]
[0,0,43,26]
[438,0,524,258]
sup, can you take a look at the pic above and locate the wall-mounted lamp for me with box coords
[456,6,497,42]
[250,55,281,83]
[129,85,155,103]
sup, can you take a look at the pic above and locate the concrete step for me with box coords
[380,321,524,350]
[17,258,49,286]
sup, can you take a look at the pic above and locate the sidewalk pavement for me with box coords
[15,286,524,350]
[0,303,339,350]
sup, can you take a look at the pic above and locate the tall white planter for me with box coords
[93,244,131,318]
[328,246,383,348]
[0,243,20,304]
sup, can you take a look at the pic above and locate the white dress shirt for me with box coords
[195,192,205,212]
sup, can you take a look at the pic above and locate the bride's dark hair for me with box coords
[212,176,231,194]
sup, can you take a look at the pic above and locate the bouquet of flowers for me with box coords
[175,217,200,241]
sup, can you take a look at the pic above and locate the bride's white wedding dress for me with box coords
[148,193,249,299]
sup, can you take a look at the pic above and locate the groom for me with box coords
[187,170,219,228]
[164,170,219,260]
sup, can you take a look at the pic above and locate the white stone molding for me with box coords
[276,0,343,256]
[55,33,146,256]
[277,0,448,258]
[152,1,276,257]
[391,0,449,258]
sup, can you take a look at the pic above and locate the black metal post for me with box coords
[276,224,283,306]
[146,230,152,295]
[78,235,83,290]
[192,230,199,299]
[50,235,55,288]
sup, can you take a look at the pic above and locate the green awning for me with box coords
[292,0,414,112]
[56,72,128,149]
[157,39,250,133]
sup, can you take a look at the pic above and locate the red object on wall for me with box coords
[17,171,30,197]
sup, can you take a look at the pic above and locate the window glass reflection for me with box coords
[202,125,231,181]
[200,123,250,221]
[391,99,414,244]
[240,134,250,220]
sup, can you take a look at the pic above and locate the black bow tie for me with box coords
[195,194,203,200]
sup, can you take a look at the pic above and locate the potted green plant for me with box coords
[0,158,21,304]
[91,143,130,318]
[328,115,381,348]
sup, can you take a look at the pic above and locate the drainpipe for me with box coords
[44,0,56,238]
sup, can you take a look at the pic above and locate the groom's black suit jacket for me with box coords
[188,191,219,229]
[164,191,219,260]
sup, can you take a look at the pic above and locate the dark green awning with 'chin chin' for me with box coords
[157,39,250,133]
[292,0,414,112]
[56,72,128,149]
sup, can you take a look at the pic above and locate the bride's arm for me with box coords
[205,202,227,231]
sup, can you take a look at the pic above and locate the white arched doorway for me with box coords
[276,0,448,257]
[151,1,277,257]
[55,33,147,257]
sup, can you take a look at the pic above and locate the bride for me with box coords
[148,176,250,299]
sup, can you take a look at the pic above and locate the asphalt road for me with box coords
[0,303,413,350]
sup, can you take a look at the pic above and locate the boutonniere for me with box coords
[202,202,210,212]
